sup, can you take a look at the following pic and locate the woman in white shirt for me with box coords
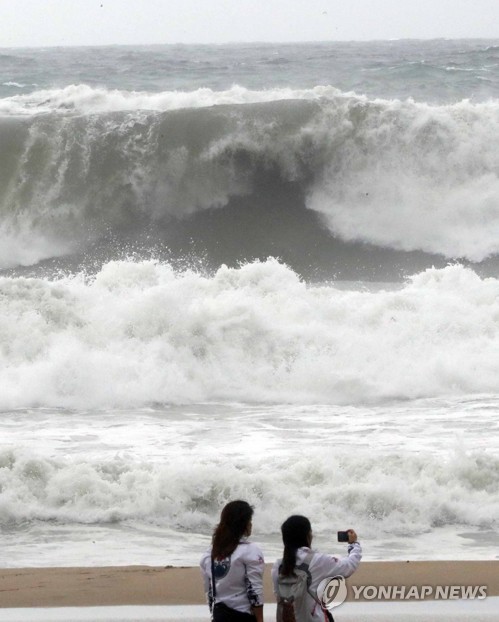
[200,500,264,622]
[272,515,362,622]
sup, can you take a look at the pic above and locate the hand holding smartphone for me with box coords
[337,529,357,543]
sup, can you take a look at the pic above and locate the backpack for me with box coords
[276,552,326,622]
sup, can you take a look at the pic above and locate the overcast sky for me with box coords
[1,0,498,48]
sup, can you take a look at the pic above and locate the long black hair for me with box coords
[280,515,312,576]
[211,500,254,560]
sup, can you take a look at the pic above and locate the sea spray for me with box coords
[1,92,499,270]
[1,445,498,537]
[2,260,499,409]
[2,40,499,566]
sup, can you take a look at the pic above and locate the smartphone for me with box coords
[337,530,349,542]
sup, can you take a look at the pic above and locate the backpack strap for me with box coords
[302,553,335,620]
[300,551,322,606]
[277,550,322,606]
[211,556,217,601]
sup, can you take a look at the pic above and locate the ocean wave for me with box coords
[1,81,28,88]
[1,261,499,408]
[0,83,345,116]
[1,91,499,270]
[1,444,497,538]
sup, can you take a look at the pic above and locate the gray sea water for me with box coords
[1,40,499,566]
[2,40,499,100]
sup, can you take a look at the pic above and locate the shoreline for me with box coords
[1,561,499,608]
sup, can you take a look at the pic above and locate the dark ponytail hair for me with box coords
[280,515,312,576]
[212,500,254,560]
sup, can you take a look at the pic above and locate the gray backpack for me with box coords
[276,552,324,622]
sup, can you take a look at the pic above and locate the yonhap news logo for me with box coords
[317,576,348,609]
[316,577,488,610]
[350,585,488,601]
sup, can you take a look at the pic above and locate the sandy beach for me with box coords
[1,561,498,608]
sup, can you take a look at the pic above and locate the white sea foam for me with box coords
[0,84,345,116]
[2,601,499,621]
[1,91,499,268]
[1,432,498,539]
[308,98,499,261]
[1,260,499,409]
[1,81,27,88]
[2,41,499,571]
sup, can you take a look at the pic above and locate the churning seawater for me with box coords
[1,40,499,566]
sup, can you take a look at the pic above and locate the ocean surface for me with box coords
[1,40,499,567]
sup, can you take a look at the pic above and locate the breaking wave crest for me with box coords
[1,444,498,538]
[2,260,499,409]
[1,87,499,271]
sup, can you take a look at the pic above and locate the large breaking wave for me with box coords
[1,444,498,539]
[1,85,499,276]
[2,260,499,409]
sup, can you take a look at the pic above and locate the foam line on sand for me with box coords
[1,601,499,622]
